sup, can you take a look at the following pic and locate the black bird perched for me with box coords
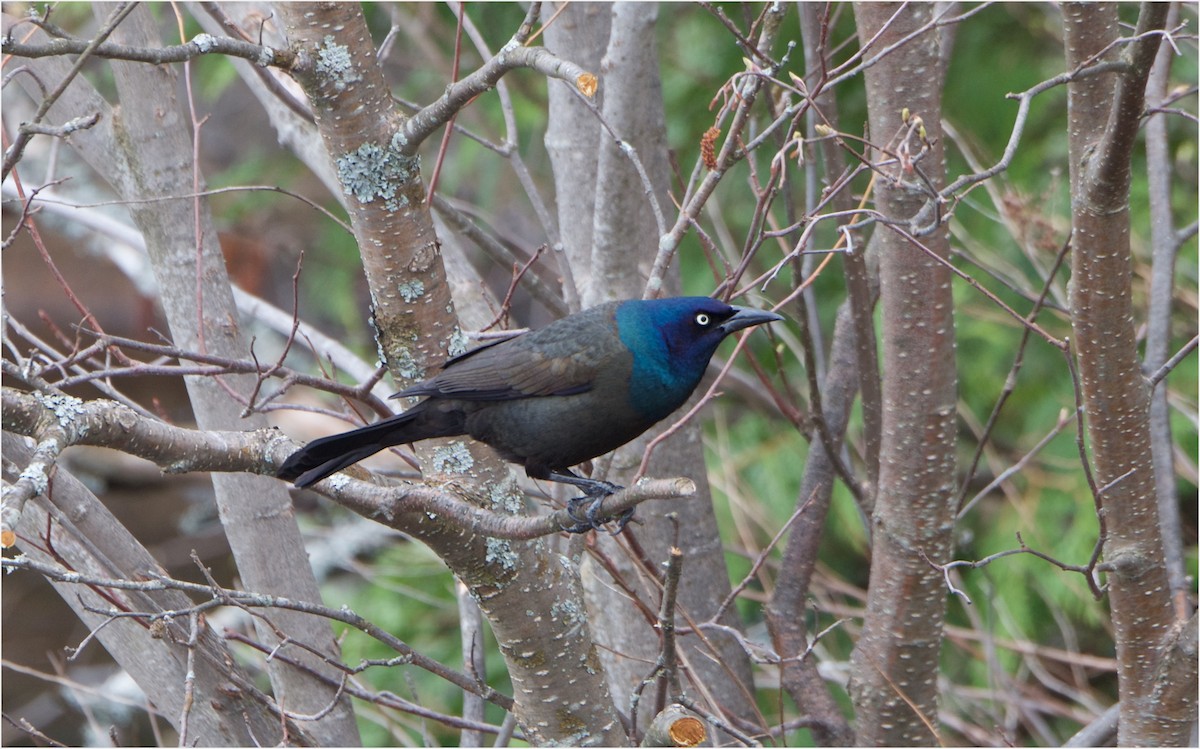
[278,296,782,530]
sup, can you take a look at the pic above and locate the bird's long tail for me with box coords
[277,410,425,488]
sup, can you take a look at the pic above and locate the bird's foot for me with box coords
[563,484,634,535]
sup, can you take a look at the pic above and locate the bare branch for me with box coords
[1,387,695,541]
[1,26,289,67]
[2,2,137,179]
[1,554,516,712]
[400,43,595,155]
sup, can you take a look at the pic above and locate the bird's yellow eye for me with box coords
[695,313,711,326]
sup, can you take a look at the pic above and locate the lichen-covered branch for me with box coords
[1,387,691,542]
[0,27,291,67]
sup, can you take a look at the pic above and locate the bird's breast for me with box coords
[462,383,659,470]
[623,357,699,423]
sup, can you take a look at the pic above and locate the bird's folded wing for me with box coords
[395,346,595,400]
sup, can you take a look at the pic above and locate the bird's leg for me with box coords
[544,470,634,534]
[545,469,622,497]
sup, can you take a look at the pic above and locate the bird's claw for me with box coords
[607,507,636,534]
[563,485,634,535]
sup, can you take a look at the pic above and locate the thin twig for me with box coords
[1148,334,1198,390]
[2,2,139,179]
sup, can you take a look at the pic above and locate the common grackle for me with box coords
[277,296,782,530]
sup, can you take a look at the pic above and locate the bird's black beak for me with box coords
[719,306,785,335]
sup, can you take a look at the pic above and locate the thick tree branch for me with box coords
[401,42,595,155]
[1083,4,1173,210]
[1,28,291,67]
[1,387,694,542]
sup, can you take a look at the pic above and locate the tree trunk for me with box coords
[545,2,760,733]
[848,4,957,745]
[278,4,628,743]
[1062,4,1193,744]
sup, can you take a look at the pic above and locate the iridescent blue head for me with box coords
[614,297,783,421]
